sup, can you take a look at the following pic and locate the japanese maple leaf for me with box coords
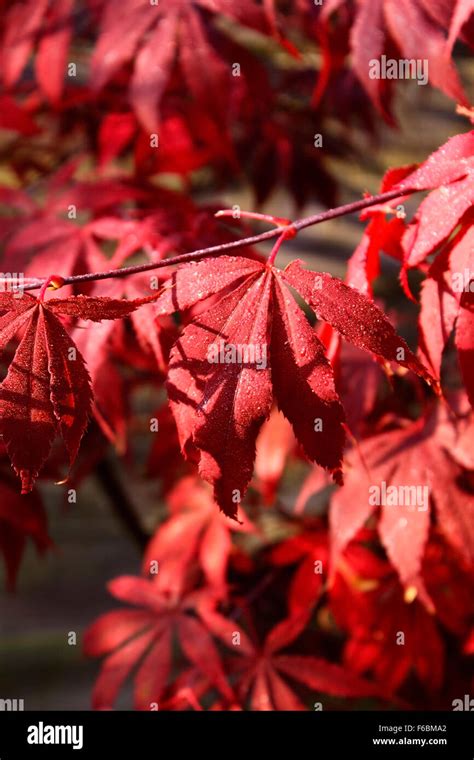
[99,106,233,178]
[83,576,233,710]
[157,664,240,711]
[0,473,52,590]
[0,291,157,492]
[3,217,110,285]
[330,403,474,605]
[91,0,266,133]
[310,0,373,116]
[348,0,471,120]
[154,255,433,518]
[0,178,160,283]
[142,476,255,596]
[1,0,75,102]
[395,130,474,269]
[201,610,384,710]
[330,543,445,695]
[346,131,474,297]
[418,226,474,405]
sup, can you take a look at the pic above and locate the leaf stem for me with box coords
[38,275,66,302]
[14,187,415,293]
[267,230,290,266]
[215,209,292,227]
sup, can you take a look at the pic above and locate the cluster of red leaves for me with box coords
[1,1,473,205]
[339,0,474,122]
[0,0,473,713]
[0,290,163,493]
[80,130,474,708]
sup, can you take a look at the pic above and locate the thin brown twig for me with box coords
[12,187,415,293]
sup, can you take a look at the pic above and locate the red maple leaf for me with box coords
[83,576,233,709]
[0,176,163,282]
[344,131,474,300]
[0,290,158,492]
[347,0,471,120]
[201,609,384,709]
[143,475,255,596]
[344,132,474,403]
[91,0,266,132]
[1,0,76,102]
[398,130,474,269]
[154,254,434,518]
[330,542,445,695]
[99,105,234,178]
[330,403,474,605]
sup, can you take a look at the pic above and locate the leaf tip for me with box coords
[20,471,35,495]
[331,468,344,487]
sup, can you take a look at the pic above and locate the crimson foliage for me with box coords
[0,0,473,711]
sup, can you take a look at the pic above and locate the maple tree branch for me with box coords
[291,188,408,231]
[14,187,415,293]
